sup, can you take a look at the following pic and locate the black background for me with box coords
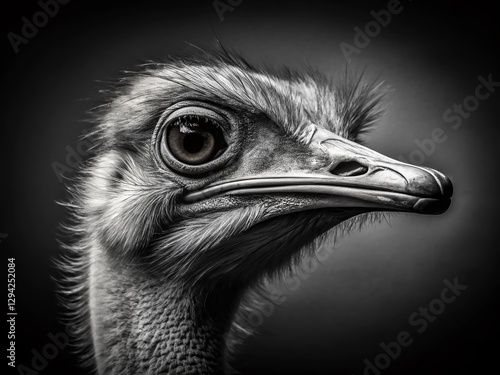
[2,1,500,374]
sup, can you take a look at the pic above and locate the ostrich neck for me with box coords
[89,248,239,375]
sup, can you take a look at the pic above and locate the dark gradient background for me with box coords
[2,1,499,374]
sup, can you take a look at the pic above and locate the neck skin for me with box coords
[88,248,240,375]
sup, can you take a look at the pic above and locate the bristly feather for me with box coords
[58,44,388,370]
[82,44,386,153]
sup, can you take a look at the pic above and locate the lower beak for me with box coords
[184,126,453,215]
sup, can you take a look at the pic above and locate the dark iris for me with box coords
[166,115,227,165]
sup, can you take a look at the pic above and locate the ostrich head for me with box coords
[61,49,452,374]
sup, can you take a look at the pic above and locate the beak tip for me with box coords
[442,176,454,198]
[413,197,452,215]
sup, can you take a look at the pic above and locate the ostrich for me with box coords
[60,48,452,374]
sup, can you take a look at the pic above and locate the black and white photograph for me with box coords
[2,1,500,374]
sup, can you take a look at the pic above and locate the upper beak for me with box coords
[184,125,453,215]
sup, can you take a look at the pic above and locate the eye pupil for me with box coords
[184,133,205,154]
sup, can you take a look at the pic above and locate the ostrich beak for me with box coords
[184,126,452,215]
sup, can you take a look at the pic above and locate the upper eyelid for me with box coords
[166,107,224,123]
[164,106,231,134]
[172,116,220,128]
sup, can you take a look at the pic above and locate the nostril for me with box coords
[330,161,368,177]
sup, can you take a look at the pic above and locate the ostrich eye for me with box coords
[167,116,227,165]
[154,105,233,175]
